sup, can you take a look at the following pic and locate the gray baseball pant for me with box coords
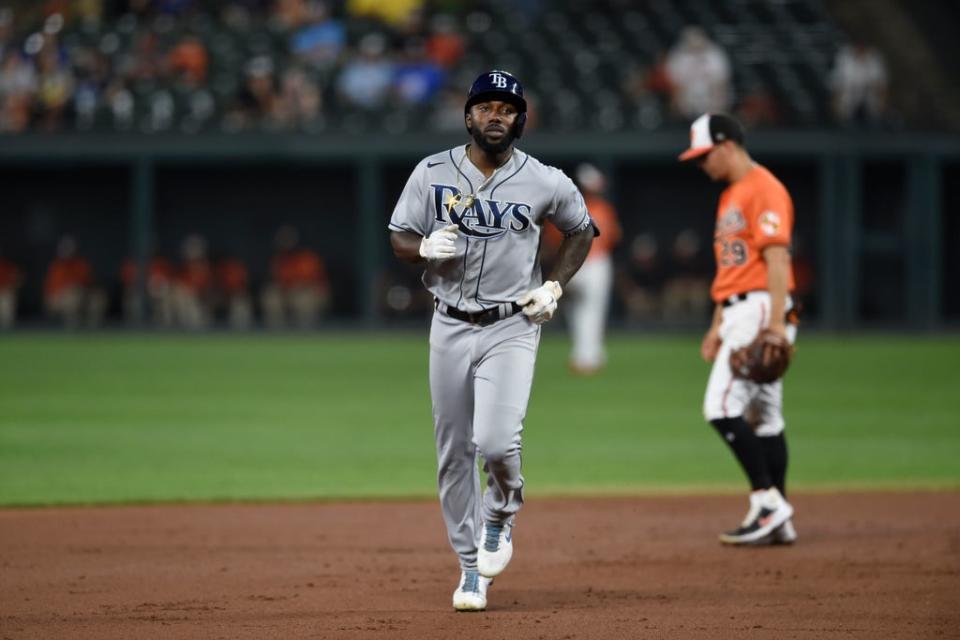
[429,310,540,571]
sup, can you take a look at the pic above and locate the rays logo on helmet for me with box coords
[431,184,531,239]
[489,72,508,89]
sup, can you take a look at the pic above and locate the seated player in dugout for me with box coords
[388,70,596,612]
[679,113,799,546]
[44,235,107,329]
[261,225,330,330]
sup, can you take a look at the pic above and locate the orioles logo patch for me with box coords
[716,207,746,236]
[758,210,782,236]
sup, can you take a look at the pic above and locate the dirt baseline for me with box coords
[2,492,958,639]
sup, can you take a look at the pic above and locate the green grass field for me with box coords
[1,332,958,506]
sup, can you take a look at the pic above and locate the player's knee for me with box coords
[710,416,750,440]
[754,421,785,437]
[475,438,519,466]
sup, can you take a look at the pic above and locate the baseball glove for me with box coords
[729,329,794,384]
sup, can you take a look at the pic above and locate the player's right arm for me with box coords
[701,304,723,362]
[390,231,426,264]
[389,158,455,264]
[390,226,459,264]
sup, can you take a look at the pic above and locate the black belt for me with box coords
[437,301,523,326]
[721,292,751,308]
[721,290,770,307]
[720,291,802,324]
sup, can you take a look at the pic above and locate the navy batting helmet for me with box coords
[465,70,527,138]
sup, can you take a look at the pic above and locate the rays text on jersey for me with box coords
[431,184,531,239]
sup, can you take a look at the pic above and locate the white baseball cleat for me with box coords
[719,488,794,545]
[478,521,513,578]
[452,570,491,612]
[771,518,798,544]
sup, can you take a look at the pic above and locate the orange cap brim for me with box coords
[678,145,713,162]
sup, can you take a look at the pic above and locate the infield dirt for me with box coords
[2,492,958,639]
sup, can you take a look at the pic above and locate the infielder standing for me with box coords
[389,70,594,611]
[679,113,797,545]
[545,163,622,375]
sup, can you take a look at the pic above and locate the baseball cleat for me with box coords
[720,488,793,545]
[477,521,513,578]
[770,519,797,545]
[452,570,491,612]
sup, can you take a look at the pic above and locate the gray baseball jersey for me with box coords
[389,145,592,313]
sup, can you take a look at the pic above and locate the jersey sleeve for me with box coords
[750,186,793,250]
[548,171,593,236]
[388,160,429,237]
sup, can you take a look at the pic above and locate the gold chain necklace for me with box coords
[445,144,512,215]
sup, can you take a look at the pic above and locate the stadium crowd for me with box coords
[0,0,891,135]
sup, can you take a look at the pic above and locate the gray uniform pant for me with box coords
[429,310,540,571]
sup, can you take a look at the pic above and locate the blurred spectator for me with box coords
[289,1,345,71]
[623,53,672,106]
[544,164,622,374]
[336,33,393,110]
[225,56,281,130]
[830,40,888,127]
[665,26,732,120]
[71,45,110,130]
[276,65,323,130]
[272,0,311,30]
[661,228,711,323]
[424,14,464,68]
[616,233,664,323]
[215,254,253,330]
[33,26,76,131]
[172,233,213,330]
[621,54,670,130]
[392,39,445,106]
[125,30,164,84]
[346,0,424,29]
[167,34,208,86]
[736,85,781,129]
[0,50,37,133]
[44,236,107,329]
[120,254,175,327]
[0,251,22,329]
[261,225,330,329]
[155,0,197,16]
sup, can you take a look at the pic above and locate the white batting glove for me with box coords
[518,281,563,325]
[419,224,458,261]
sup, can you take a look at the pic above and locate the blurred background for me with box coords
[0,0,958,332]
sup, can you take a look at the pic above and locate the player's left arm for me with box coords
[763,245,790,337]
[519,225,592,324]
[547,224,593,288]
[545,172,596,287]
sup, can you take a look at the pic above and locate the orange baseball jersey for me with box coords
[44,257,93,298]
[216,259,249,294]
[272,249,328,289]
[711,164,795,302]
[543,194,621,261]
[0,259,20,288]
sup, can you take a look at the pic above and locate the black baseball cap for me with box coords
[678,113,745,161]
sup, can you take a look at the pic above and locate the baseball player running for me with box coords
[388,70,594,611]
[679,113,798,545]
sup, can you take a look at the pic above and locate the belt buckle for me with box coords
[475,310,497,326]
